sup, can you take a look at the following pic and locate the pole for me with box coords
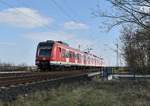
[116,43,119,67]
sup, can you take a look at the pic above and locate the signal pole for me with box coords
[104,42,120,67]
[78,45,81,50]
[115,43,119,67]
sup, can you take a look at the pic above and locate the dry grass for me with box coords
[1,80,150,106]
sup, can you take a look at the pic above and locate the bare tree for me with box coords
[94,0,150,31]
[121,25,150,73]
[94,0,150,73]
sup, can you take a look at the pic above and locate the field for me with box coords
[1,80,150,106]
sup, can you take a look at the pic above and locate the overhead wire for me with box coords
[16,0,73,22]
[50,0,77,22]
[0,0,96,52]
[61,0,80,21]
[49,0,97,52]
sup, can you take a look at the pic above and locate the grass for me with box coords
[1,80,150,106]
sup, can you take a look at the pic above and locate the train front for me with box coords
[35,40,54,70]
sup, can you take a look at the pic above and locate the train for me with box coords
[35,40,104,71]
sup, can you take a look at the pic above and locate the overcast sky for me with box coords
[0,0,121,66]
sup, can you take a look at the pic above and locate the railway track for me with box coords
[0,70,102,102]
[0,70,95,87]
[0,68,99,77]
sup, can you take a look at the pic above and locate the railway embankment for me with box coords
[0,69,150,106]
[0,80,150,106]
[0,71,93,102]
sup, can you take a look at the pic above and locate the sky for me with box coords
[0,0,122,66]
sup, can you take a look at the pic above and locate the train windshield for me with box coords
[39,48,51,57]
[38,42,54,57]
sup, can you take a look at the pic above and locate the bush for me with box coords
[1,80,150,106]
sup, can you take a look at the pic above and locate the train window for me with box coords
[75,54,78,59]
[61,49,66,58]
[69,52,72,58]
[58,47,62,58]
[70,52,73,58]
[65,51,70,58]
[77,54,80,60]
[76,54,79,59]
[72,52,75,58]
[59,47,61,53]
[39,48,51,57]
[77,54,80,59]
[79,54,81,61]
[69,51,75,59]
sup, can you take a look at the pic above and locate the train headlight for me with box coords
[42,57,46,60]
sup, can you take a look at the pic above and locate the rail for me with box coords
[0,70,98,87]
[0,70,102,102]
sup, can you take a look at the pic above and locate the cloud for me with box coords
[25,31,74,42]
[0,7,52,28]
[64,21,89,30]
[25,31,95,51]
[24,31,93,51]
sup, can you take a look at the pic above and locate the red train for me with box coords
[35,40,104,70]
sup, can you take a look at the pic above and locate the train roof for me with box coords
[38,40,103,59]
[38,40,69,47]
[56,41,69,46]
[38,40,54,47]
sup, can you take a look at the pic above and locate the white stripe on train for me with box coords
[50,61,102,67]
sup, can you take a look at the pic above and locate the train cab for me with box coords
[35,40,54,69]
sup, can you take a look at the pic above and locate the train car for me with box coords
[35,40,104,70]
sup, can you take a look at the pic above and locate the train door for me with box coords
[81,54,84,65]
[84,54,86,66]
[65,49,70,65]
[77,53,80,65]
[55,47,61,62]
[75,52,78,65]
[69,51,75,63]
[61,48,66,62]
